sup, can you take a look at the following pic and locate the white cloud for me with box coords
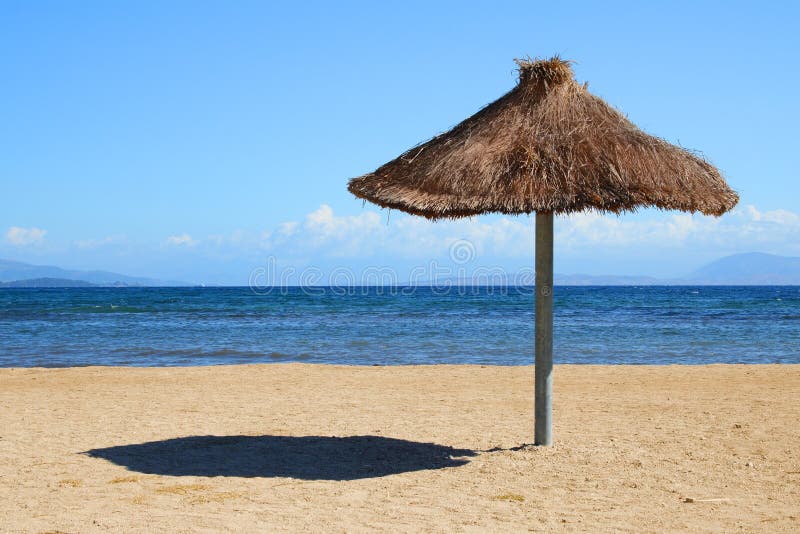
[250,203,800,262]
[253,204,531,262]
[5,226,46,246]
[165,233,198,247]
[108,203,798,282]
[260,204,387,257]
[47,203,798,283]
[74,235,127,249]
[554,205,800,252]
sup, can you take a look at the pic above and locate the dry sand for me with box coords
[0,364,798,533]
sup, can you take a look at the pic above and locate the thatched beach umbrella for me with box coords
[347,57,738,445]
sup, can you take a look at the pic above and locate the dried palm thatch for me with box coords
[348,57,738,219]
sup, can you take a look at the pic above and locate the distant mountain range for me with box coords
[420,253,800,286]
[0,278,98,288]
[0,259,190,287]
[0,252,798,287]
[685,252,800,285]
[555,253,800,285]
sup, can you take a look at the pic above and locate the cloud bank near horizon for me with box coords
[251,203,800,263]
[3,204,799,283]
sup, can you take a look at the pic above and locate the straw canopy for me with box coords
[348,57,738,219]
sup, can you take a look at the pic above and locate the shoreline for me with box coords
[4,361,800,370]
[2,363,798,531]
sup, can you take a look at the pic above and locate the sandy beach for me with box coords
[1,364,798,532]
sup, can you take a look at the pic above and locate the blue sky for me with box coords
[2,1,798,284]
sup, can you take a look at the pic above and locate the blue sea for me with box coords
[0,286,798,367]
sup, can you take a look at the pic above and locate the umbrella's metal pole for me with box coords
[535,211,554,446]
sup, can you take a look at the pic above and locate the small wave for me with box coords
[267,351,312,361]
[64,305,150,313]
[109,347,267,359]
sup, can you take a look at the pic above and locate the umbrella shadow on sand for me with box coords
[83,435,477,480]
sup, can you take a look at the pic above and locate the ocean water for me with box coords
[0,286,798,367]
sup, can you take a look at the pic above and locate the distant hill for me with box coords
[556,253,800,285]
[0,259,190,287]
[0,278,98,288]
[2,253,798,288]
[684,252,800,285]
[403,253,800,286]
